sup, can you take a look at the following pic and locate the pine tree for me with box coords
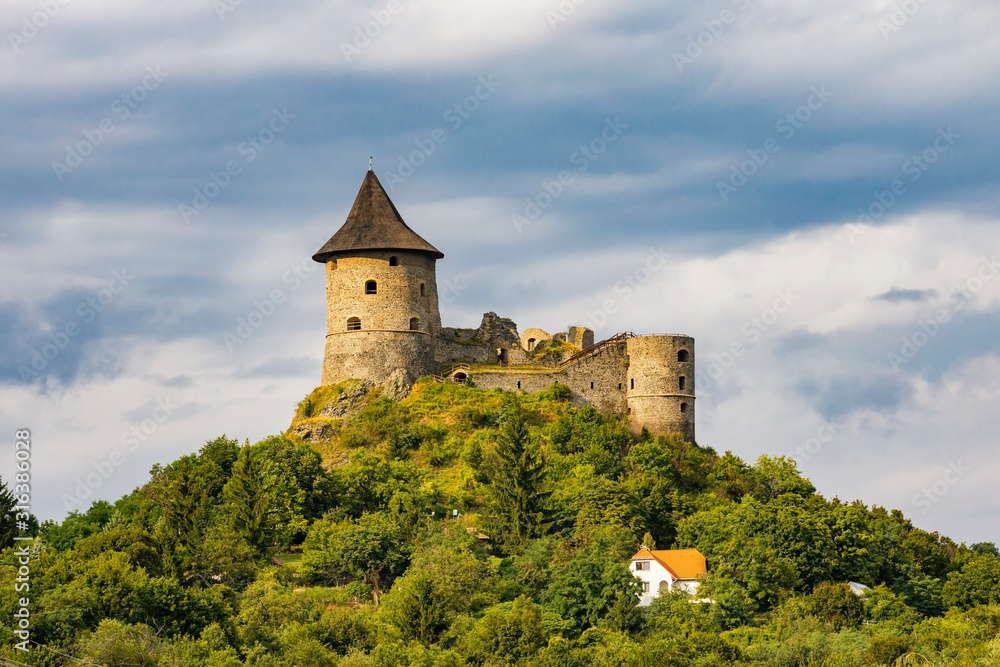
[481,398,550,555]
[224,447,276,555]
[0,476,18,550]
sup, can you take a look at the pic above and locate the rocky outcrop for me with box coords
[381,368,414,401]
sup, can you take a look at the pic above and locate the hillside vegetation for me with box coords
[2,379,999,666]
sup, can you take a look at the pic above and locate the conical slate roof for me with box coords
[312,170,443,262]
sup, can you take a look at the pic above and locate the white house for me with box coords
[631,547,707,606]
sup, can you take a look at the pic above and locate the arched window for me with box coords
[680,402,688,413]
[365,280,377,294]
[527,338,536,351]
[347,317,361,331]
[420,283,425,296]
[389,256,398,266]
[679,376,686,390]
[677,349,689,362]
[409,317,420,331]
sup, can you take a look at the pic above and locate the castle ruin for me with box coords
[312,170,696,441]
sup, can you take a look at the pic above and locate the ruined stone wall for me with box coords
[467,342,629,415]
[567,326,595,350]
[432,315,532,367]
[322,250,440,385]
[433,337,494,365]
[625,335,695,441]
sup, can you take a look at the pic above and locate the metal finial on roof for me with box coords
[369,156,372,171]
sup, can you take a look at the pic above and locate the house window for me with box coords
[680,402,688,413]
[635,561,649,571]
[409,317,420,331]
[389,256,398,266]
[678,349,689,362]
[346,317,361,331]
[642,582,650,593]
[420,283,425,296]
[365,280,377,294]
[679,376,686,390]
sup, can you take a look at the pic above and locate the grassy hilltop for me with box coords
[2,379,1000,666]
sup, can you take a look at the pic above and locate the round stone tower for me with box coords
[625,335,695,442]
[313,170,443,386]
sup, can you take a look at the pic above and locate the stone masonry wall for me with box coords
[625,335,695,441]
[467,342,629,416]
[322,250,440,385]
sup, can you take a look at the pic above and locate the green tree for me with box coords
[808,582,865,630]
[752,454,816,501]
[481,399,550,555]
[223,444,306,555]
[0,476,18,550]
[301,513,408,604]
[459,595,548,666]
[386,570,449,645]
[80,619,164,667]
[543,549,641,631]
[941,555,1000,609]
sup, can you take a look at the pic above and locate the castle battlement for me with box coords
[312,170,695,441]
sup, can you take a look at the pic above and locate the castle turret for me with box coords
[313,170,443,386]
[625,335,695,441]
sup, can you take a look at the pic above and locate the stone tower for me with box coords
[313,170,443,386]
[625,335,695,442]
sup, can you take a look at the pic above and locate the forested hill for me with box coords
[3,379,1000,666]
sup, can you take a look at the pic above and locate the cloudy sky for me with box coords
[1,0,998,545]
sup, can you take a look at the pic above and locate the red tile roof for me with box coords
[632,548,706,580]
